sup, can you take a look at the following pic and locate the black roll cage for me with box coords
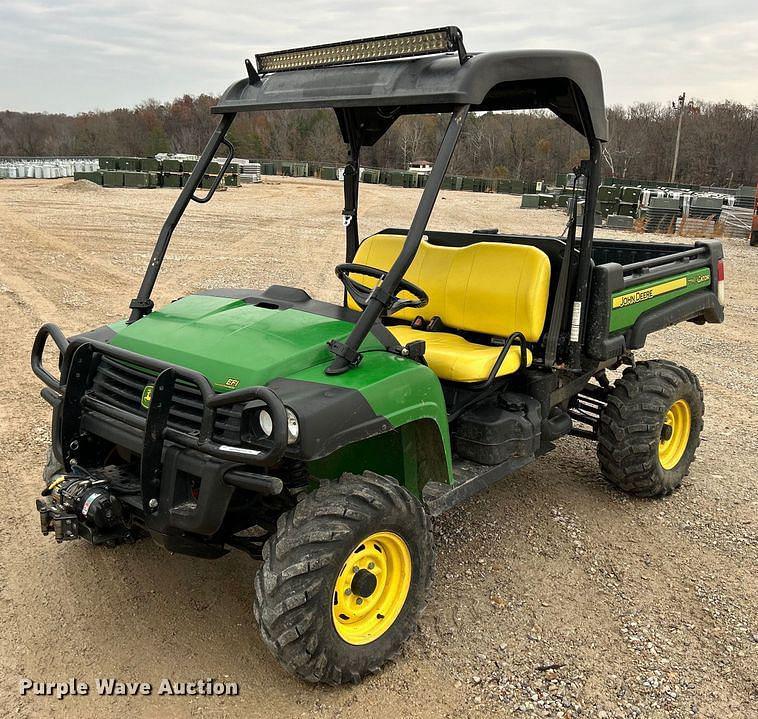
[126,44,605,375]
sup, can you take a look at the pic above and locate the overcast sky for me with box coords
[1,1,756,114]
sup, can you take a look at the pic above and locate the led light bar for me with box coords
[256,27,465,74]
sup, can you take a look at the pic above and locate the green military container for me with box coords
[538,194,556,208]
[441,175,456,190]
[320,166,338,181]
[510,179,525,195]
[521,194,540,209]
[607,214,635,230]
[148,171,161,188]
[280,161,293,176]
[557,194,571,208]
[496,179,512,194]
[444,175,463,190]
[620,186,641,203]
[123,171,150,188]
[649,196,680,211]
[402,173,418,189]
[691,196,723,211]
[102,171,124,188]
[162,159,183,172]
[598,200,619,218]
[617,202,637,217]
[261,162,275,175]
[472,177,493,193]
[201,175,219,189]
[98,157,117,171]
[224,173,240,187]
[460,176,475,191]
[361,169,380,184]
[162,173,182,188]
[597,185,621,202]
[291,162,308,177]
[73,171,103,185]
[140,157,161,172]
[183,160,197,173]
[117,157,140,172]
[388,171,404,187]
[207,162,221,175]
[416,174,428,188]
[227,162,240,174]
[555,173,569,188]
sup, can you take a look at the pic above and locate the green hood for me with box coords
[105,291,453,487]
[109,294,379,390]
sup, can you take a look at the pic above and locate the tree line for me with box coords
[1,94,756,186]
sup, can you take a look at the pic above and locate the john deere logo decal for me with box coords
[141,384,154,409]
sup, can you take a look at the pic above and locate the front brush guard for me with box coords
[31,323,288,520]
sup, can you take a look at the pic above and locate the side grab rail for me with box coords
[191,136,235,204]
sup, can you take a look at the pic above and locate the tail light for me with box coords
[717,258,725,305]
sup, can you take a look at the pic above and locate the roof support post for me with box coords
[341,118,361,263]
[567,137,602,367]
[326,104,469,375]
[127,112,236,324]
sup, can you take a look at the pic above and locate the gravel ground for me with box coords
[0,177,755,719]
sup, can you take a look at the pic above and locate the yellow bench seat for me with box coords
[351,234,551,383]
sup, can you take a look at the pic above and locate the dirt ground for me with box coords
[0,177,755,719]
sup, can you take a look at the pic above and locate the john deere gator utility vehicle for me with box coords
[32,27,725,684]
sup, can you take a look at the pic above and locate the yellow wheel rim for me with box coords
[332,531,412,646]
[658,399,691,470]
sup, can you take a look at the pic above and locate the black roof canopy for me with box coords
[213,49,608,143]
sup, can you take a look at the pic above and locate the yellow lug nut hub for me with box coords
[658,399,691,470]
[332,531,412,645]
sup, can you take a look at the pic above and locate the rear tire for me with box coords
[253,472,433,685]
[597,360,704,497]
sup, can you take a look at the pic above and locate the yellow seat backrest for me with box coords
[350,233,551,342]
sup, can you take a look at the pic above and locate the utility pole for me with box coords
[670,92,687,184]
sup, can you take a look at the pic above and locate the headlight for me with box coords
[258,409,273,437]
[257,407,299,445]
[285,408,299,444]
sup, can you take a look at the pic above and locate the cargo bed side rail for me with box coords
[585,240,724,360]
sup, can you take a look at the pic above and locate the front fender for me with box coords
[271,351,453,490]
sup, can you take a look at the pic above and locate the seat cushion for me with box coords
[389,325,533,383]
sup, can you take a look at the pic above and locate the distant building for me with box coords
[408,160,433,175]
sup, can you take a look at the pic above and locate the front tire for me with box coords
[597,360,704,497]
[42,445,63,488]
[253,472,433,684]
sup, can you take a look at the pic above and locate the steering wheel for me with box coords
[335,263,428,315]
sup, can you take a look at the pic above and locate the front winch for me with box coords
[36,467,130,546]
